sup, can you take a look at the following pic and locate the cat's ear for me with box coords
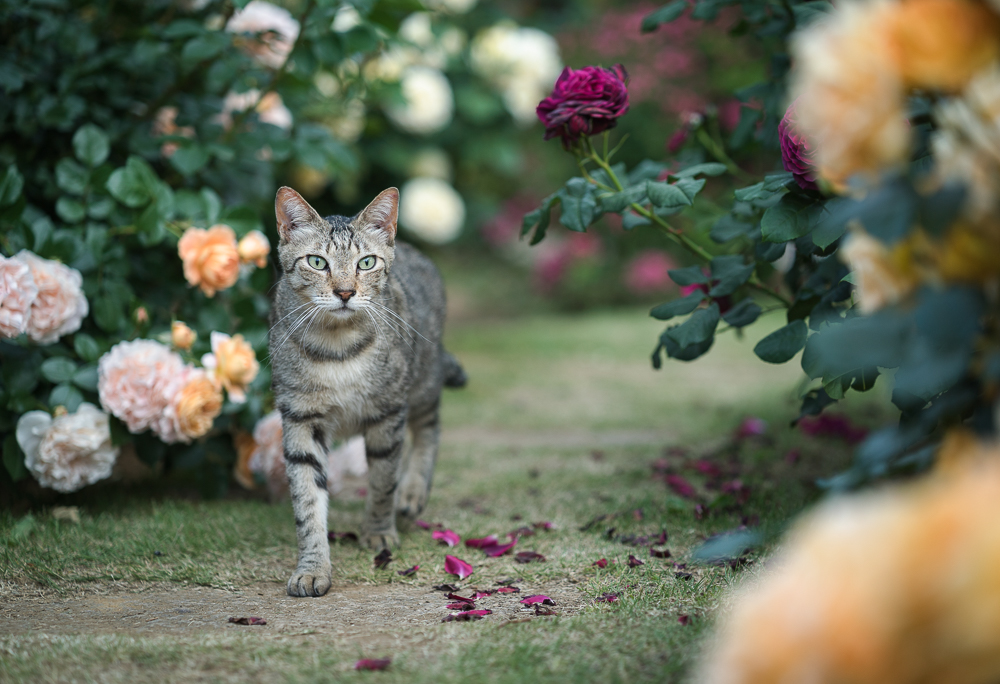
[275,186,325,244]
[357,187,398,244]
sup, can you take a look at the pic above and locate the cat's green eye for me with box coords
[358,255,377,271]
[306,255,327,270]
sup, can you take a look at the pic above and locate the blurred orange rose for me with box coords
[232,431,257,490]
[171,321,197,351]
[237,230,270,268]
[840,231,919,313]
[202,331,259,403]
[168,370,223,442]
[177,225,240,297]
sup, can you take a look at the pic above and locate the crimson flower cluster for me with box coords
[536,64,630,146]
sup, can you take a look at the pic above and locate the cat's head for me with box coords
[274,186,398,319]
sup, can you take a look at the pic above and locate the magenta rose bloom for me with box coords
[536,64,630,146]
[778,100,819,191]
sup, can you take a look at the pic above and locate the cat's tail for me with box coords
[442,351,468,389]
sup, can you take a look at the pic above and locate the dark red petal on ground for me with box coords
[472,591,494,599]
[664,474,697,499]
[495,586,521,593]
[397,565,419,577]
[228,616,267,625]
[592,558,609,568]
[447,601,475,610]
[415,520,442,530]
[655,530,668,545]
[444,555,474,579]
[690,459,723,478]
[433,583,460,592]
[595,593,618,603]
[327,531,359,543]
[514,551,546,564]
[532,521,555,530]
[446,592,476,602]
[735,417,767,439]
[520,595,556,606]
[432,529,461,547]
[374,549,393,569]
[678,614,691,626]
[628,555,644,568]
[509,526,535,538]
[442,609,492,622]
[355,658,391,671]
[534,605,557,616]
[465,535,500,548]
[482,540,518,557]
[650,548,671,558]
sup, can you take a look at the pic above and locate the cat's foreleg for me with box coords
[398,399,440,518]
[361,408,408,551]
[282,419,332,597]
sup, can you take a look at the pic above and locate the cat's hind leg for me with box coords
[282,416,332,597]
[398,398,440,518]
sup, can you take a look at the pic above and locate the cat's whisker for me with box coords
[267,301,312,338]
[364,303,412,350]
[368,300,431,344]
[267,304,319,364]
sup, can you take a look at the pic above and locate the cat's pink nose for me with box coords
[335,289,355,302]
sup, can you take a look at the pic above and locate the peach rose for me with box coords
[232,430,257,490]
[177,225,240,297]
[14,251,88,344]
[15,403,118,493]
[171,321,197,351]
[98,340,186,434]
[840,231,919,313]
[225,1,300,69]
[237,230,271,268]
[0,253,38,339]
[202,331,260,403]
[157,367,223,443]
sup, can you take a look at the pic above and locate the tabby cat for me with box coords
[270,186,466,597]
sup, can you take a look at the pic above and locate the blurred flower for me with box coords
[936,222,1000,284]
[226,1,299,69]
[681,279,733,315]
[471,23,563,125]
[158,367,223,443]
[232,431,257,490]
[840,231,918,313]
[201,331,259,404]
[218,89,292,130]
[16,403,118,493]
[537,64,630,146]
[735,417,767,440]
[171,321,197,351]
[384,66,454,135]
[134,306,149,325]
[481,195,539,248]
[409,148,452,181]
[399,12,434,47]
[425,0,477,13]
[363,45,421,82]
[14,251,88,345]
[237,230,270,268]
[98,340,186,435]
[790,2,908,187]
[151,106,195,158]
[0,253,38,339]
[332,5,361,33]
[624,250,679,295]
[532,233,602,293]
[696,443,1000,684]
[399,177,465,244]
[798,413,868,444]
[778,100,819,191]
[178,224,240,297]
[439,27,466,56]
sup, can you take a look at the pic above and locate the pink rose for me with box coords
[14,251,88,344]
[536,64,630,146]
[778,100,819,191]
[625,250,678,294]
[0,253,39,339]
[98,340,186,434]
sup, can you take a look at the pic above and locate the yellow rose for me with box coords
[237,230,270,268]
[171,371,223,441]
[171,321,197,351]
[202,331,259,403]
[177,224,240,297]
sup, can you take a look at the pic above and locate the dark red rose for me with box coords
[537,65,630,146]
[778,100,818,191]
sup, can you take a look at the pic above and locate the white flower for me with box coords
[470,23,562,125]
[0,252,38,339]
[385,66,454,135]
[364,45,422,83]
[409,147,452,181]
[218,89,293,131]
[399,177,465,244]
[226,1,300,69]
[332,5,361,32]
[16,404,118,493]
[425,0,478,14]
[14,251,88,345]
[400,12,434,47]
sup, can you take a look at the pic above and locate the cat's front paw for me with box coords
[361,529,400,552]
[287,565,332,597]
[397,475,429,518]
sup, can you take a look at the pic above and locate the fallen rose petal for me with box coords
[397,565,419,577]
[665,474,697,499]
[432,529,461,547]
[514,551,546,564]
[532,521,555,530]
[628,554,644,568]
[374,548,392,569]
[447,601,475,610]
[433,583,460,592]
[735,416,767,439]
[520,595,555,606]
[595,592,618,603]
[415,520,442,530]
[655,530,668,545]
[472,590,494,599]
[446,592,475,603]
[690,459,723,478]
[465,534,500,548]
[442,609,492,622]
[355,658,391,671]
[593,558,609,568]
[444,554,474,579]
[228,616,267,625]
[678,614,691,626]
[495,586,520,593]
[650,548,672,558]
[509,526,535,538]
[675,571,693,580]
[482,540,518,557]
[694,504,707,520]
[534,605,557,616]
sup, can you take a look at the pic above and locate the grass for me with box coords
[0,302,894,683]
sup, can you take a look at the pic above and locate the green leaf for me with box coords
[622,211,651,230]
[73,333,102,363]
[668,265,709,286]
[666,302,720,349]
[55,158,89,195]
[641,0,688,32]
[646,180,691,209]
[40,357,78,383]
[181,32,232,68]
[137,203,165,246]
[722,299,762,328]
[709,255,754,297]
[598,185,646,213]
[650,291,706,321]
[163,19,206,38]
[106,156,158,208]
[0,165,24,207]
[30,217,53,251]
[674,178,706,202]
[761,194,825,243]
[169,144,210,176]
[671,163,727,179]
[72,365,99,392]
[754,320,808,364]
[49,383,84,412]
[734,173,794,203]
[3,434,28,483]
[710,214,755,243]
[557,178,600,232]
[202,188,222,225]
[521,193,558,245]
[56,197,86,224]
[73,124,110,168]
[93,296,125,333]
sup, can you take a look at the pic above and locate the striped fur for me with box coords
[270,187,464,597]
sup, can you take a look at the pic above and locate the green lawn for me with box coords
[0,304,892,683]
